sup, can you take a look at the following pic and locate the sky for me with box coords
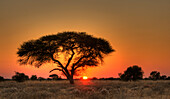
[0,0,170,79]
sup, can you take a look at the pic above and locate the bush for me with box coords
[160,75,167,80]
[0,76,4,81]
[12,72,29,82]
[91,77,98,80]
[38,77,45,81]
[30,75,37,80]
[47,78,52,80]
[166,76,170,80]
[149,71,160,80]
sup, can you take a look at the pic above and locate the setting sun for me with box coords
[83,76,88,80]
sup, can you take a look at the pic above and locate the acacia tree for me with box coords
[17,32,114,84]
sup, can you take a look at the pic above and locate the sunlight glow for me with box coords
[83,76,88,80]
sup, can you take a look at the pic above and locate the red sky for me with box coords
[0,0,170,79]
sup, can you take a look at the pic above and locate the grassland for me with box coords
[0,80,170,99]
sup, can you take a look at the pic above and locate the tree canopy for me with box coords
[17,32,114,84]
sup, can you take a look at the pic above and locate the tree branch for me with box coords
[65,48,75,68]
[72,53,92,70]
[49,68,68,77]
[51,53,64,68]
[49,68,63,73]
[50,53,71,77]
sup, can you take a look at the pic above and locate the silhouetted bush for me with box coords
[12,72,29,82]
[160,75,167,80]
[98,77,120,80]
[47,78,52,80]
[144,78,150,80]
[99,78,105,80]
[166,76,170,80]
[49,74,58,80]
[119,65,144,81]
[0,76,4,81]
[30,75,37,80]
[38,77,45,81]
[149,71,160,80]
[119,73,129,81]
[106,77,120,80]
[91,77,98,80]
[106,77,114,80]
[57,76,62,80]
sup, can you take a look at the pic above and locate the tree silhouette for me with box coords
[119,65,143,81]
[12,72,29,82]
[30,75,37,80]
[149,71,160,80]
[17,32,114,84]
[160,75,167,80]
[0,76,4,81]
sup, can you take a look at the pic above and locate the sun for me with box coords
[83,76,88,80]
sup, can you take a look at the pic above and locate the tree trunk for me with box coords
[69,76,74,84]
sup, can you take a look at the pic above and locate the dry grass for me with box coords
[0,80,170,99]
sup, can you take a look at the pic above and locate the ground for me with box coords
[0,80,170,99]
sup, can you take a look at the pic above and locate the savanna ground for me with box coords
[0,80,170,99]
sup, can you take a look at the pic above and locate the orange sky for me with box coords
[0,0,170,79]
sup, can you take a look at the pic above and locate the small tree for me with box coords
[149,71,160,80]
[0,76,4,81]
[119,65,143,81]
[160,75,167,80]
[12,72,29,82]
[17,32,114,84]
[30,75,37,80]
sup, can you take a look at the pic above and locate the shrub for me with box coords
[47,78,52,80]
[91,77,98,80]
[30,75,37,80]
[166,76,170,80]
[149,71,160,80]
[12,72,29,82]
[0,76,4,81]
[38,77,45,81]
[160,75,167,80]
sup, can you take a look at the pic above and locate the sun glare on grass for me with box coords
[83,76,88,80]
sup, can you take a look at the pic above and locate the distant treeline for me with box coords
[0,72,64,82]
[89,76,170,80]
[0,65,170,82]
